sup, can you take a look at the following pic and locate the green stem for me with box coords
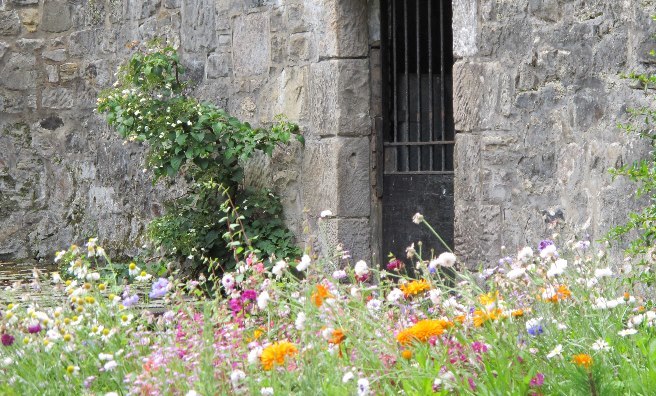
[421,220,453,253]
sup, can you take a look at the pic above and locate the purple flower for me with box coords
[122,293,139,307]
[538,240,554,252]
[84,376,96,389]
[1,333,15,346]
[149,278,169,299]
[27,322,42,334]
[530,373,545,387]
[527,324,544,336]
[241,290,257,301]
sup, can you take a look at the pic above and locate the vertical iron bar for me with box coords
[439,0,446,172]
[428,0,433,171]
[403,0,409,172]
[416,0,422,171]
[392,0,399,171]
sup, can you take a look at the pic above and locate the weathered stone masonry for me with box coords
[452,0,656,264]
[0,0,373,263]
[1,0,655,266]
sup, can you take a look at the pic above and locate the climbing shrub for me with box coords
[607,43,656,284]
[97,42,301,274]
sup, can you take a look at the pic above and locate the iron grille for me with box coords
[381,0,454,175]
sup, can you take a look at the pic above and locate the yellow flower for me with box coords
[396,319,451,345]
[572,353,593,369]
[260,341,298,370]
[400,279,431,297]
[401,349,413,360]
[478,291,499,306]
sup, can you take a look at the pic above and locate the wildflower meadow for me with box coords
[1,217,655,395]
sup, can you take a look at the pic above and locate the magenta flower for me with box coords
[241,290,257,301]
[530,373,545,387]
[471,341,489,353]
[1,333,15,346]
[228,298,242,313]
[386,259,404,271]
[27,322,42,334]
[468,377,476,391]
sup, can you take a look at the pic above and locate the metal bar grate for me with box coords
[381,0,454,175]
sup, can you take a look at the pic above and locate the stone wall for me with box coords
[4,0,650,267]
[0,0,373,263]
[452,0,656,264]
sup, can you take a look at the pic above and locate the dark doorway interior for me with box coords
[379,0,455,265]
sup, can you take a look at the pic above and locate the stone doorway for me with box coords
[378,0,455,263]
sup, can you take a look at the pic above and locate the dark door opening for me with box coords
[379,0,455,265]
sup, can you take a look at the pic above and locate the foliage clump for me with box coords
[97,42,301,274]
[607,42,656,285]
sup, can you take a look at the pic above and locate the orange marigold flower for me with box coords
[329,329,346,345]
[401,349,413,360]
[311,284,333,307]
[454,315,466,324]
[542,285,572,303]
[396,319,447,345]
[572,353,593,369]
[261,341,298,371]
[400,279,431,297]
[511,309,524,317]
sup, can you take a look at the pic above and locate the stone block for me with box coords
[453,0,477,57]
[16,38,44,51]
[11,0,38,4]
[309,59,370,137]
[452,61,503,132]
[206,52,230,79]
[43,48,67,62]
[273,66,307,121]
[0,41,7,58]
[528,0,561,22]
[42,87,74,109]
[181,0,216,53]
[163,0,180,8]
[368,0,380,44]
[41,0,72,33]
[319,217,371,262]
[302,137,370,218]
[285,3,308,34]
[19,8,39,32]
[0,11,21,36]
[59,62,79,82]
[232,12,270,77]
[317,0,368,58]
[0,53,37,90]
[454,133,481,202]
[288,32,311,63]
[0,89,36,112]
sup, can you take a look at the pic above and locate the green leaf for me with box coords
[170,156,183,172]
[191,132,205,142]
